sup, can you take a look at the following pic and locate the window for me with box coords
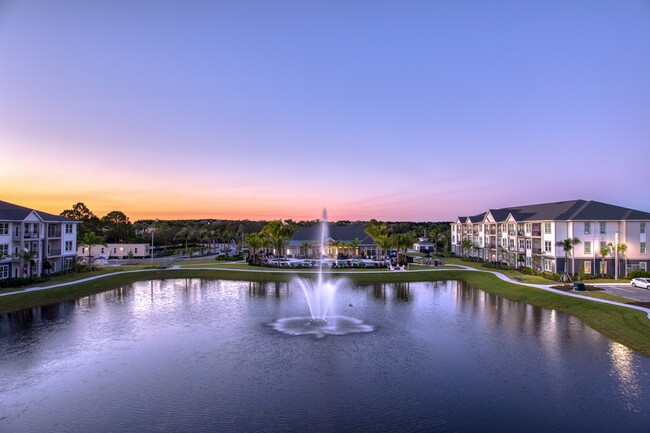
[584,222,591,235]
[600,241,609,252]
[502,239,507,248]
[64,257,74,270]
[135,248,138,254]
[525,223,531,233]
[641,223,646,234]
[544,259,553,272]
[101,248,105,254]
[65,224,73,234]
[600,222,606,235]
[480,225,483,233]
[584,241,591,255]
[509,239,515,248]
[0,244,8,257]
[584,261,592,275]
[544,223,552,234]
[642,242,647,255]
[518,239,524,249]
[525,239,532,249]
[508,223,514,232]
[0,223,8,235]
[113,248,117,254]
[81,247,85,254]
[65,241,72,252]
[24,224,30,234]
[452,235,456,243]
[641,262,647,271]
[544,241,552,253]
[0,265,8,278]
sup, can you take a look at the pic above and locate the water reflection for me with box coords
[1,279,649,433]
[609,342,642,412]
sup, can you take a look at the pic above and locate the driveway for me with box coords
[597,284,650,302]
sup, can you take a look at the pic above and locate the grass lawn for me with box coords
[1,267,649,356]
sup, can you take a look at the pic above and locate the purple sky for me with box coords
[1,0,649,221]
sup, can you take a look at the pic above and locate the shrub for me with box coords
[0,276,49,289]
[628,270,650,279]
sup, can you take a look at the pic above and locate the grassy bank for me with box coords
[1,268,649,356]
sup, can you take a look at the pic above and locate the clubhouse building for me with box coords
[451,200,650,277]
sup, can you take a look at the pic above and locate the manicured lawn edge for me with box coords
[1,268,649,356]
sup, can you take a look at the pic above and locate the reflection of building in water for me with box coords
[609,342,641,411]
[368,282,412,303]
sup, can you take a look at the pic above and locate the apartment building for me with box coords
[77,243,151,259]
[0,200,79,279]
[451,200,650,276]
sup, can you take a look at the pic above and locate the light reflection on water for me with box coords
[1,279,649,433]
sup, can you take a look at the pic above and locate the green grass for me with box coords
[1,267,649,356]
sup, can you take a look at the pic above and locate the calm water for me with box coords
[1,279,649,433]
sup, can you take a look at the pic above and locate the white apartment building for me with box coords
[451,200,650,277]
[0,200,79,279]
[77,243,151,259]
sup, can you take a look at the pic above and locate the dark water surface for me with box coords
[1,279,649,433]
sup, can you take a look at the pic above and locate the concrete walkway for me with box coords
[1,264,649,320]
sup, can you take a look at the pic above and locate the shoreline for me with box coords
[1,266,650,356]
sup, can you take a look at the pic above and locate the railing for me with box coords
[508,231,515,236]
[531,230,541,236]
[23,232,40,239]
[517,231,525,236]
[48,230,62,237]
[48,249,62,256]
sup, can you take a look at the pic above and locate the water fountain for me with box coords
[269,209,374,338]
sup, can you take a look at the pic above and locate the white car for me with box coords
[630,278,650,289]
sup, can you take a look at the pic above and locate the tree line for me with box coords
[60,202,451,263]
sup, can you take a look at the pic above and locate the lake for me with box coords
[1,278,649,432]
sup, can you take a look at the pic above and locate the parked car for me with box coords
[630,278,650,289]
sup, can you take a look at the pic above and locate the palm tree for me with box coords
[555,237,581,281]
[244,233,264,264]
[174,226,195,257]
[198,229,210,256]
[376,234,392,261]
[617,243,628,278]
[18,248,37,277]
[392,232,415,265]
[80,232,107,270]
[261,220,297,258]
[460,239,473,258]
[600,245,611,277]
[348,238,361,258]
[365,220,389,259]
[329,240,342,257]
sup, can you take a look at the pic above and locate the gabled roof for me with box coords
[289,223,374,245]
[456,200,650,223]
[468,212,486,223]
[0,200,78,223]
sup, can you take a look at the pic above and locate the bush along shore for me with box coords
[1,268,649,356]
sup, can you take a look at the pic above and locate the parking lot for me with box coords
[597,284,650,302]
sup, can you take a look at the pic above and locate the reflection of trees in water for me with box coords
[370,282,412,303]
[248,281,290,298]
[395,282,412,302]
[373,283,385,300]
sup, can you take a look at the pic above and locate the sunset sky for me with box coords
[1,0,649,222]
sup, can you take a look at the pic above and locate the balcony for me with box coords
[48,229,62,238]
[48,249,62,256]
[531,230,541,236]
[23,232,40,239]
